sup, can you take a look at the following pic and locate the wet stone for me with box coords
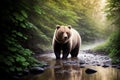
[92,61,99,65]
[102,64,110,68]
[118,64,120,66]
[96,63,101,66]
[23,69,29,75]
[80,64,85,68]
[112,65,118,68]
[30,67,44,74]
[85,68,97,74]
[104,57,110,60]
[80,60,85,64]
[91,63,97,66]
[42,63,49,68]
[117,66,120,69]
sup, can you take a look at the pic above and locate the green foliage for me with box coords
[108,30,120,62]
[28,0,105,47]
[94,0,120,63]
[93,40,109,52]
[94,31,120,64]
[0,0,111,76]
[103,0,120,63]
[0,0,44,75]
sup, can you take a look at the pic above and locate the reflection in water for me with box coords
[81,66,120,80]
[53,59,82,80]
[23,58,120,80]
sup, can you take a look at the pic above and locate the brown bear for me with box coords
[52,25,81,59]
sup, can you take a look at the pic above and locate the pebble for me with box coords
[102,64,110,68]
[80,64,85,68]
[80,60,85,64]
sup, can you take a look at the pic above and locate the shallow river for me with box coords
[23,50,120,80]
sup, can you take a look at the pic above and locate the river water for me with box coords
[23,41,120,80]
[23,51,120,80]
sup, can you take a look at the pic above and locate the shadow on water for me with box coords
[23,54,120,80]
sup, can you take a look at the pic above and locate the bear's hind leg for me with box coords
[70,46,79,58]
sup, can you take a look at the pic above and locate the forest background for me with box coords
[0,0,120,77]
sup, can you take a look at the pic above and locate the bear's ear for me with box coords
[68,25,72,29]
[56,25,60,29]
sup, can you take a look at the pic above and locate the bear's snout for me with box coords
[64,36,68,39]
[63,33,68,40]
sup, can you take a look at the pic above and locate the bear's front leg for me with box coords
[62,44,70,59]
[54,49,61,59]
[62,52,69,59]
[54,42,61,59]
[70,45,80,58]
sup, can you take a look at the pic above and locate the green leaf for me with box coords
[23,36,28,40]
[7,56,15,62]
[8,47,17,52]
[22,62,29,66]
[16,55,26,62]
[13,12,25,21]
[21,10,28,18]
[33,5,42,14]
[4,60,12,66]
[20,23,26,28]
[10,67,15,72]
[16,32,23,37]
[24,49,32,55]
[16,67,22,71]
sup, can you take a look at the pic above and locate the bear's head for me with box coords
[55,25,72,43]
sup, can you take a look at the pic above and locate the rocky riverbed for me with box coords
[23,50,120,80]
[79,50,111,67]
[35,50,120,73]
[39,50,112,67]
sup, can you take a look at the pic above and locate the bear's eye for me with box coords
[66,32,70,36]
[66,32,69,35]
[60,32,64,34]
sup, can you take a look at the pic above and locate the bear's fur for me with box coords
[52,25,81,59]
